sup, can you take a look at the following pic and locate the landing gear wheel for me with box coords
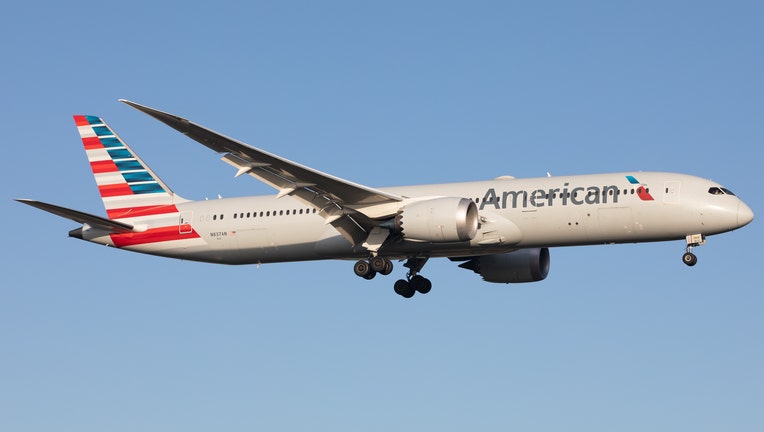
[682,252,698,267]
[394,279,415,298]
[354,260,373,278]
[410,275,432,294]
[370,256,388,273]
[381,260,394,276]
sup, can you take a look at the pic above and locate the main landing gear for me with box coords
[353,256,432,298]
[353,256,394,279]
[682,234,706,267]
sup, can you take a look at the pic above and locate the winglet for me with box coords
[119,99,193,134]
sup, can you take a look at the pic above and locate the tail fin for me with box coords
[73,115,187,219]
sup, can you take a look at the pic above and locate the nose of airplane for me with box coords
[738,201,754,227]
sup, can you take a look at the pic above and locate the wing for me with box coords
[120,100,403,245]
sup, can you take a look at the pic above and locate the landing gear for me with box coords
[352,256,432,298]
[394,279,415,298]
[392,258,431,298]
[369,256,393,275]
[353,260,375,279]
[682,234,705,267]
[393,276,432,298]
[354,257,394,280]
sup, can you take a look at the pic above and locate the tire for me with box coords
[381,260,394,276]
[394,279,414,298]
[682,252,697,267]
[370,256,387,273]
[410,275,432,294]
[354,260,371,277]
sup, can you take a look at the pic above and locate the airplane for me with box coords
[16,100,754,298]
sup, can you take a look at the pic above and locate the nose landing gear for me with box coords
[682,234,705,267]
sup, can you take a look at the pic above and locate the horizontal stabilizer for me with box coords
[15,199,134,233]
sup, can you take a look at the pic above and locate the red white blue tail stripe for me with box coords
[74,115,185,219]
[73,115,202,249]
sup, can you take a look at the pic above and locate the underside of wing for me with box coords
[120,100,402,245]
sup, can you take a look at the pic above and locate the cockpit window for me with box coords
[708,187,736,196]
[708,187,724,195]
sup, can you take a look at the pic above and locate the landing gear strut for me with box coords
[682,234,705,267]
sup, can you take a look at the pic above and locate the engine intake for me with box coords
[458,248,550,283]
[396,197,479,242]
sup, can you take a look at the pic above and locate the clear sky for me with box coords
[2,1,762,431]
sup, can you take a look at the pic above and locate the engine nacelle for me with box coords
[396,197,479,242]
[458,248,550,283]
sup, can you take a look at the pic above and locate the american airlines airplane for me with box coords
[17,100,754,298]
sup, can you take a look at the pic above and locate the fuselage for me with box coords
[78,171,753,264]
[18,103,755,297]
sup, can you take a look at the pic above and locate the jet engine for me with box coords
[395,197,479,242]
[458,248,550,283]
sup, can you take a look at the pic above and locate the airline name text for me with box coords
[479,183,621,210]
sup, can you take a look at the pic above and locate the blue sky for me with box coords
[2,1,762,431]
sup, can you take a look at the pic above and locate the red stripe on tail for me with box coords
[81,136,103,150]
[98,183,134,197]
[90,160,119,174]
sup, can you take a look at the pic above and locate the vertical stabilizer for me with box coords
[73,115,187,219]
